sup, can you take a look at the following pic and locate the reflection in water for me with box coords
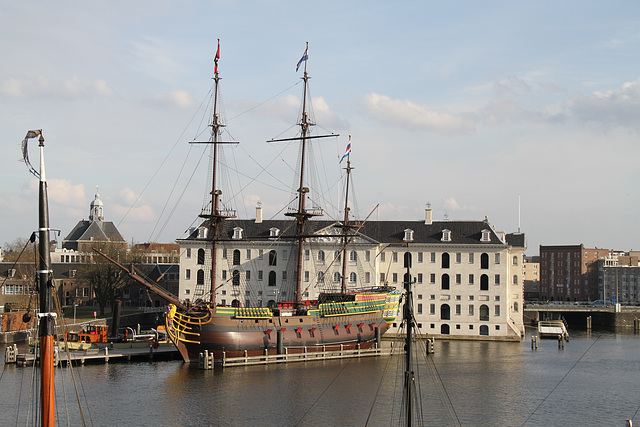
[2,330,640,426]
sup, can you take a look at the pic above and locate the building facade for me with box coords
[539,245,612,302]
[599,252,640,305]
[523,256,541,300]
[178,208,526,340]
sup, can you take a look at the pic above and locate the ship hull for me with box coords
[168,311,390,363]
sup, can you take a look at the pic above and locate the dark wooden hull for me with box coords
[167,311,390,363]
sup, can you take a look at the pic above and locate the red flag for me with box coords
[214,39,220,74]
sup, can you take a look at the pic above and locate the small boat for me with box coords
[29,325,171,351]
[538,319,569,340]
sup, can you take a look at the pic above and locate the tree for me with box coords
[2,236,37,263]
[79,243,130,315]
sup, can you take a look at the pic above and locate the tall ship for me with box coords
[101,42,402,363]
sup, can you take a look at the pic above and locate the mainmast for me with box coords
[191,39,237,307]
[271,42,337,304]
[22,129,56,426]
[340,140,353,293]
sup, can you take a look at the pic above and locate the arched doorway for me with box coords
[480,325,489,336]
[441,324,450,335]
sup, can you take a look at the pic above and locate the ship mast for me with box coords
[340,155,353,293]
[191,39,237,308]
[271,42,337,304]
[22,129,56,426]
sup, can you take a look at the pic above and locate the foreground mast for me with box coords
[22,129,55,426]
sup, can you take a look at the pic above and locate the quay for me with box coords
[524,303,640,330]
[5,344,179,367]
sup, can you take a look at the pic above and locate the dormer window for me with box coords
[441,229,451,242]
[232,227,243,240]
[198,227,208,239]
[481,229,491,242]
[269,227,280,238]
[403,229,414,242]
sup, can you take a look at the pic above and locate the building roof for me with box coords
[181,218,521,247]
[62,220,125,249]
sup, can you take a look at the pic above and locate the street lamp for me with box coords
[73,304,77,324]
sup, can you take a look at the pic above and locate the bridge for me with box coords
[524,303,640,330]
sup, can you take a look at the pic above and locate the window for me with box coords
[350,272,357,283]
[417,273,423,284]
[431,252,436,263]
[430,274,436,284]
[392,273,398,283]
[269,250,277,266]
[258,249,264,259]
[304,271,310,282]
[246,271,251,281]
[247,249,251,259]
[318,272,324,283]
[468,305,474,316]
[232,227,243,240]
[441,229,451,242]
[197,249,205,265]
[469,274,474,285]
[222,270,227,280]
[455,304,461,315]
[233,250,241,265]
[481,229,491,242]
[404,229,414,242]
[455,274,461,285]
[268,271,276,286]
[442,253,450,269]
[480,275,489,291]
[334,272,341,282]
[495,274,500,285]
[186,269,191,280]
[456,253,461,264]
[392,252,398,263]
[469,253,474,264]
[269,228,280,238]
[258,270,263,281]
[480,253,489,269]
[513,275,518,285]
[350,251,357,262]
[495,305,501,316]
[380,273,385,283]
[197,269,204,285]
[430,304,436,315]
[186,248,191,258]
[441,274,450,290]
[232,270,240,286]
[282,271,287,281]
[514,302,519,312]
[365,272,370,283]
[417,252,423,263]
[513,256,518,266]
[495,253,500,264]
[441,304,450,320]
[380,252,385,263]
[479,305,489,321]
[318,250,325,262]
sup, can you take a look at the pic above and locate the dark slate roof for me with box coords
[62,220,125,248]
[505,233,527,248]
[182,218,513,246]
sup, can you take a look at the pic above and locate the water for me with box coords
[2,329,640,426]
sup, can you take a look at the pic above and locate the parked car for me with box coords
[591,300,613,306]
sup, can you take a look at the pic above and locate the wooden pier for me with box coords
[199,344,393,369]
[6,344,179,367]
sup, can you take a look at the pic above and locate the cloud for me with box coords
[362,93,476,134]
[442,197,478,213]
[151,88,197,109]
[563,77,640,131]
[0,75,115,100]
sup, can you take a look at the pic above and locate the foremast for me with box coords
[340,152,353,293]
[191,39,237,308]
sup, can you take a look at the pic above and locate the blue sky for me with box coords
[1,1,639,255]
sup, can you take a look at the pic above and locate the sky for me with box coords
[1,1,639,256]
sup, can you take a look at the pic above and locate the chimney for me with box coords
[255,202,263,223]
[425,206,432,225]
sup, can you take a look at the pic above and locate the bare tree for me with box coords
[79,243,130,315]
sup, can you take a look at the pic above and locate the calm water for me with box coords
[2,329,640,426]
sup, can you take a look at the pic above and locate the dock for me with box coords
[537,320,569,340]
[5,344,179,367]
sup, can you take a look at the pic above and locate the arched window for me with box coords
[334,251,341,262]
[197,249,205,265]
[441,324,450,335]
[269,250,277,266]
[441,274,450,290]
[197,269,204,285]
[513,256,518,266]
[480,274,489,291]
[514,302,519,312]
[267,300,276,309]
[513,275,518,285]
[479,325,489,336]
[349,272,357,283]
[317,272,324,283]
[404,252,412,269]
[233,250,241,265]
[480,253,489,269]
[442,253,450,269]
[349,251,357,262]
[268,270,276,287]
[231,299,241,307]
[479,304,489,321]
[440,304,451,320]
[318,250,325,262]
[333,272,341,282]
[232,270,240,286]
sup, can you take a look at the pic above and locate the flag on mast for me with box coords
[296,44,308,72]
[214,39,220,74]
[340,135,352,163]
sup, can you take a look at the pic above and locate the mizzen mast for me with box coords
[190,39,238,307]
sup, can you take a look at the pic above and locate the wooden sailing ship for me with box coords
[98,41,401,363]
